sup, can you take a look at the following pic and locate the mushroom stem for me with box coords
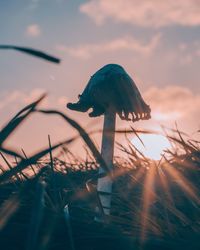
[97,106,116,218]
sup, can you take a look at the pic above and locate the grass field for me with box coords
[0,96,199,250]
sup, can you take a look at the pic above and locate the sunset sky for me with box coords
[0,0,200,156]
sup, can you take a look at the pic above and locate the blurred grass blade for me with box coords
[0,45,60,64]
[21,149,37,176]
[168,135,194,153]
[48,135,59,206]
[0,136,78,183]
[0,147,24,159]
[130,126,145,147]
[0,94,46,146]
[11,93,46,121]
[14,156,29,180]
[115,128,156,135]
[86,176,105,218]
[63,205,76,250]
[36,109,110,174]
[88,128,156,136]
[0,193,20,230]
[0,152,21,182]
[0,152,13,170]
[0,116,27,146]
[26,181,46,250]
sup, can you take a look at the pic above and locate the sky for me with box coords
[0,0,200,157]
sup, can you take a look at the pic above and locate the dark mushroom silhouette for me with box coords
[67,64,151,121]
[67,64,151,218]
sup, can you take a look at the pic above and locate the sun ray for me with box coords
[157,166,174,205]
[163,162,200,204]
[140,164,157,242]
[157,168,173,231]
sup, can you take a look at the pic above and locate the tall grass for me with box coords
[0,96,199,250]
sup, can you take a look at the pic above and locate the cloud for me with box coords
[26,24,41,37]
[157,40,200,68]
[0,89,47,112]
[56,33,161,59]
[0,89,69,116]
[144,85,200,127]
[80,0,200,28]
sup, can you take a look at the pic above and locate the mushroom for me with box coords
[67,64,151,218]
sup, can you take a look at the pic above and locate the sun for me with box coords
[131,134,171,160]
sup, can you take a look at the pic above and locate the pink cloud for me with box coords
[144,85,200,132]
[56,33,161,59]
[26,24,41,37]
[0,89,49,118]
[80,0,200,28]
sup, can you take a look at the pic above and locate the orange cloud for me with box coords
[80,0,200,28]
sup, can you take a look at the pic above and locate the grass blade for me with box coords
[36,109,110,174]
[63,205,76,250]
[0,136,77,183]
[0,94,46,146]
[26,181,46,250]
[0,45,60,64]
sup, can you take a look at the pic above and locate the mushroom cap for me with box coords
[67,64,151,122]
